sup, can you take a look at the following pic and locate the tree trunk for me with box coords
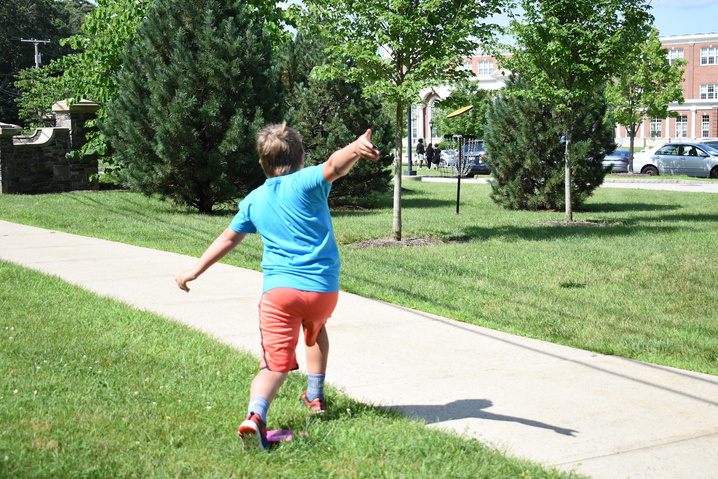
[564,129,573,222]
[392,101,403,241]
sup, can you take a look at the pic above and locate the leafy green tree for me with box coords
[485,75,613,211]
[605,27,686,173]
[103,0,283,213]
[0,0,92,126]
[496,0,652,221]
[433,80,492,139]
[301,0,504,240]
[281,34,394,206]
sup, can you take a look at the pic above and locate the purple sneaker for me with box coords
[238,412,268,451]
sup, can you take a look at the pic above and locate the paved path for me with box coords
[1,217,717,479]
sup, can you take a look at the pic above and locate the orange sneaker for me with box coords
[300,391,326,414]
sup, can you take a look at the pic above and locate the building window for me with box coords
[668,49,684,65]
[675,116,688,138]
[477,60,493,76]
[650,118,662,138]
[700,84,718,99]
[461,61,473,72]
[702,115,710,138]
[701,47,718,65]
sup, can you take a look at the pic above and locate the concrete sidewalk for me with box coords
[1,219,717,478]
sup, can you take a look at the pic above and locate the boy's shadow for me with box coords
[395,399,578,437]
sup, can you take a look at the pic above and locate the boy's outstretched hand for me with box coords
[356,129,381,162]
[324,129,381,183]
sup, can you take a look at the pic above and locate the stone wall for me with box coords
[0,99,100,194]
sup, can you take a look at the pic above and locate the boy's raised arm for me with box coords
[323,129,381,184]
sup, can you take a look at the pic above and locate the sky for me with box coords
[632,0,718,37]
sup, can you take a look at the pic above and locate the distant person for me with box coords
[433,145,442,169]
[416,139,425,169]
[175,122,380,451]
[425,143,434,170]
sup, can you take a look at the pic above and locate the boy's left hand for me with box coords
[175,270,197,292]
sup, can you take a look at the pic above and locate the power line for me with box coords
[0,86,21,98]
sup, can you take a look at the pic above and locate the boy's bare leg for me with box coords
[250,370,288,403]
[306,326,329,374]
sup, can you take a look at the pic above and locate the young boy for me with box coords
[175,123,380,450]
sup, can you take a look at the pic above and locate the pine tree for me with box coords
[281,34,393,207]
[484,76,613,211]
[103,0,282,213]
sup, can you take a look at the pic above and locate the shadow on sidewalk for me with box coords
[396,399,579,437]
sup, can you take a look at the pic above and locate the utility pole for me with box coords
[20,39,51,68]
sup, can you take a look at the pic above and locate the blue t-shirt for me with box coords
[228,165,340,293]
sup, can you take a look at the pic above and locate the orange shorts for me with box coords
[258,288,339,372]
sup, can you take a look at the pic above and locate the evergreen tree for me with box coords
[281,34,393,206]
[484,76,613,211]
[103,0,282,213]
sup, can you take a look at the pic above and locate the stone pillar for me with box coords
[51,99,101,190]
[52,99,100,150]
[0,123,22,194]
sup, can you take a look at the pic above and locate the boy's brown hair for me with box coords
[256,122,305,178]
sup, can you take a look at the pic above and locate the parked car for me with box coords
[630,145,661,173]
[461,141,491,176]
[602,148,631,173]
[694,138,718,150]
[441,149,459,167]
[632,142,718,178]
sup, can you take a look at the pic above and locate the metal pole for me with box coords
[407,105,413,175]
[456,136,462,214]
[20,39,51,68]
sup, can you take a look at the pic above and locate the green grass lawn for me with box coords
[1,182,717,377]
[0,261,578,478]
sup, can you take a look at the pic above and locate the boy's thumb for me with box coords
[363,129,372,140]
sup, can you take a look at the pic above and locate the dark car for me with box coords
[602,149,631,173]
[460,140,491,177]
[695,139,718,150]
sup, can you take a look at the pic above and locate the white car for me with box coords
[632,142,718,178]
